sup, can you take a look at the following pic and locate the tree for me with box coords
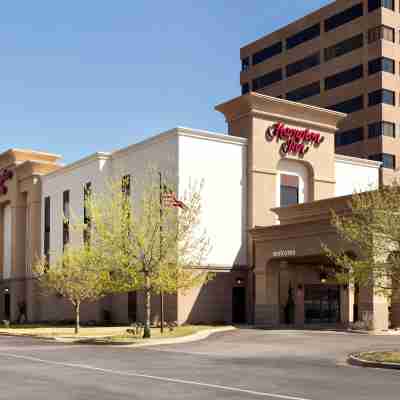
[34,245,113,334]
[85,171,212,338]
[324,183,400,297]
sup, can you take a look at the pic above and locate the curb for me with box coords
[1,326,237,347]
[348,353,400,370]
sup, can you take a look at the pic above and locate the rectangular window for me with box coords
[368,89,395,106]
[368,121,396,138]
[252,69,282,91]
[44,196,50,260]
[286,52,320,77]
[329,95,364,114]
[286,23,320,50]
[122,174,131,197]
[63,190,70,250]
[252,41,283,65]
[325,65,363,91]
[324,3,363,32]
[368,153,396,169]
[368,57,395,75]
[368,25,395,43]
[280,175,299,207]
[241,57,250,72]
[335,127,364,147]
[83,182,92,245]
[286,81,320,102]
[324,33,364,62]
[368,0,394,12]
[242,83,250,95]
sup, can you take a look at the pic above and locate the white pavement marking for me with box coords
[0,352,313,400]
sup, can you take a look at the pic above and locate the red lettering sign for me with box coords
[266,123,325,157]
[0,169,13,195]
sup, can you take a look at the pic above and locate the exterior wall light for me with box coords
[236,278,244,286]
[320,272,328,284]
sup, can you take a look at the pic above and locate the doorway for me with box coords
[4,292,10,320]
[304,285,340,324]
[128,292,137,323]
[232,287,246,324]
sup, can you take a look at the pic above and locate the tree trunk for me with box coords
[74,303,80,335]
[143,273,151,338]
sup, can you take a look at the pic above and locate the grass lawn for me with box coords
[0,324,221,342]
[358,352,400,364]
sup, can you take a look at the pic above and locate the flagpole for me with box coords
[159,171,165,335]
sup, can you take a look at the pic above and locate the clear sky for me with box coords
[0,0,332,163]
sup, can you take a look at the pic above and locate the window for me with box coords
[286,81,320,102]
[324,33,364,62]
[83,182,92,244]
[335,127,364,147]
[368,0,394,12]
[368,121,396,138]
[369,153,396,169]
[242,83,250,95]
[252,41,283,65]
[286,52,320,77]
[329,95,364,114]
[368,57,395,75]
[286,23,320,50]
[241,57,250,72]
[44,196,50,260]
[63,190,70,250]
[252,69,282,91]
[280,175,299,207]
[325,65,363,91]
[368,25,395,43]
[368,89,395,106]
[324,3,363,32]
[122,174,131,196]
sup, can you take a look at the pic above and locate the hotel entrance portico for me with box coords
[250,196,389,330]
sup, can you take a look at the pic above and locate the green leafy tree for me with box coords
[324,183,400,296]
[86,172,212,338]
[34,245,113,334]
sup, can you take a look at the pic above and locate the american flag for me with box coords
[161,186,187,209]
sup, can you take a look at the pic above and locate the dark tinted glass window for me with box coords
[280,175,299,207]
[286,24,320,50]
[368,25,395,43]
[335,127,364,147]
[286,81,320,102]
[63,190,70,250]
[324,34,364,61]
[368,57,395,75]
[44,196,51,258]
[84,182,92,244]
[242,83,250,95]
[329,96,364,113]
[252,42,283,65]
[241,57,250,72]
[368,89,395,106]
[368,0,394,12]
[286,53,320,77]
[369,153,396,169]
[252,69,282,91]
[122,175,131,196]
[368,121,396,138]
[325,3,363,32]
[325,65,363,91]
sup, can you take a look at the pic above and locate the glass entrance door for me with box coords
[304,285,340,324]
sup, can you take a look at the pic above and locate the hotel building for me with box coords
[0,92,397,331]
[240,0,400,184]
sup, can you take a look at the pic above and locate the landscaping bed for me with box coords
[348,351,400,370]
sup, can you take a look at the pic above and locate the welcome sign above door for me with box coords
[266,123,325,157]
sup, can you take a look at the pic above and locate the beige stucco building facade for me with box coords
[0,92,396,331]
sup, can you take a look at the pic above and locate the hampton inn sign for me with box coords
[266,123,325,157]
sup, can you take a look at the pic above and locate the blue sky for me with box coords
[0,0,331,163]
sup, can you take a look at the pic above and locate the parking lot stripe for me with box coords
[0,352,312,400]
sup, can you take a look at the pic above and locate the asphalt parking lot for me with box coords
[0,329,399,400]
